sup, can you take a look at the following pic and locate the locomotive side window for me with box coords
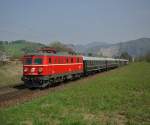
[66,57,68,63]
[60,57,62,64]
[63,57,67,64]
[54,57,57,64]
[49,58,51,64]
[58,57,60,64]
[77,57,79,63]
[34,58,43,64]
[80,58,82,63]
[74,57,77,63]
[71,58,73,63]
[68,57,71,63]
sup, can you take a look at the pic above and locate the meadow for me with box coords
[0,62,150,125]
[0,62,22,87]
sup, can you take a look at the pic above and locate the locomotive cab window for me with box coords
[24,58,32,65]
[34,58,43,64]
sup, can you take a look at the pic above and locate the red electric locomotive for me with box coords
[22,48,83,88]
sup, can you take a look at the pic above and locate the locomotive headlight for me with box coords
[24,68,28,72]
[31,68,35,73]
[38,67,43,73]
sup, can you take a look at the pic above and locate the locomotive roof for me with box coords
[24,52,82,57]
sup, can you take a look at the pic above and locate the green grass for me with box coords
[0,63,22,86]
[0,62,150,125]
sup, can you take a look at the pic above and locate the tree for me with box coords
[0,41,5,52]
[88,52,93,56]
[120,52,132,61]
[49,41,75,54]
[145,51,150,62]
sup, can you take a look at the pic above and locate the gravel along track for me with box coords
[0,84,34,107]
[0,82,71,108]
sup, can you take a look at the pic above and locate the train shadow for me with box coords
[13,84,26,90]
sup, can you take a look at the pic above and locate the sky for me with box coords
[0,0,150,44]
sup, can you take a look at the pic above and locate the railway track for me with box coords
[0,70,110,108]
[0,81,73,107]
[0,84,35,107]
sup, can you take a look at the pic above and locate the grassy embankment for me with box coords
[0,62,150,125]
[0,62,22,87]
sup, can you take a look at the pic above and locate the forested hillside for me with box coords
[0,40,45,58]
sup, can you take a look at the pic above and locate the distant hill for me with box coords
[73,38,150,57]
[72,41,109,55]
[0,38,150,58]
[0,40,46,58]
[98,38,150,57]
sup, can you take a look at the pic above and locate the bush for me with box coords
[145,52,150,62]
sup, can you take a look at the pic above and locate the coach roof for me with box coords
[83,56,108,61]
[82,56,122,61]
